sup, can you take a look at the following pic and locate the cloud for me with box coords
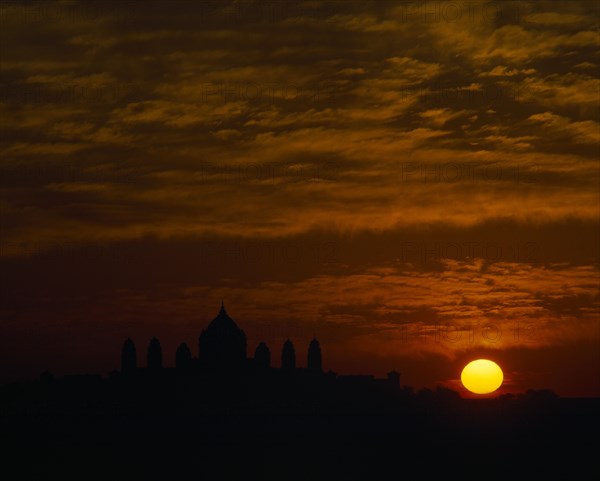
[524,12,588,26]
[479,66,537,77]
[528,112,600,144]
[0,0,598,391]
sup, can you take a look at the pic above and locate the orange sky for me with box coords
[1,1,598,396]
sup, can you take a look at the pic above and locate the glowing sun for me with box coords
[461,359,504,394]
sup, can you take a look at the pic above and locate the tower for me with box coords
[121,338,137,373]
[307,338,322,372]
[147,337,163,370]
[254,342,271,369]
[281,339,296,370]
[176,342,192,369]
[198,302,247,369]
[387,370,400,388]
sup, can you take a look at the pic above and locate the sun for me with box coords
[461,359,504,394]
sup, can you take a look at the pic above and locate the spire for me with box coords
[254,342,271,369]
[308,337,322,372]
[220,300,226,315]
[176,342,192,369]
[282,339,296,370]
[147,337,163,370]
[121,338,137,373]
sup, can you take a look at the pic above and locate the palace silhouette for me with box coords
[121,302,323,372]
[118,302,402,393]
[5,304,592,481]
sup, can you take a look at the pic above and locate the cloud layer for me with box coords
[1,1,598,394]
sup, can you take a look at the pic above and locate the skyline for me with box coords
[1,0,599,398]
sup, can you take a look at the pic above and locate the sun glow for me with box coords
[461,359,504,394]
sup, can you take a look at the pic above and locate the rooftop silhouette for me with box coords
[2,303,597,481]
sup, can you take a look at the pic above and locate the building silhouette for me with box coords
[198,302,247,369]
[307,338,322,372]
[120,304,331,379]
[176,342,192,369]
[387,370,401,388]
[121,338,137,373]
[254,342,271,369]
[147,337,162,370]
[282,339,296,370]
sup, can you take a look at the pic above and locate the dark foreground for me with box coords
[2,375,598,480]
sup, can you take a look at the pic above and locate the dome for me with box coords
[282,339,296,370]
[204,302,244,336]
[147,337,162,370]
[308,337,322,372]
[198,302,247,368]
[254,342,271,369]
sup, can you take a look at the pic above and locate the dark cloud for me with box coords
[0,1,598,393]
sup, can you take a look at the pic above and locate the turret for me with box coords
[147,337,163,370]
[282,339,296,370]
[307,338,322,372]
[121,338,137,373]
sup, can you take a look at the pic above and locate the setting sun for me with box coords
[461,359,504,394]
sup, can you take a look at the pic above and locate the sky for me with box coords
[1,0,599,396]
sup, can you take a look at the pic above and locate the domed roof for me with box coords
[199,303,247,366]
[255,342,270,354]
[204,302,244,335]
